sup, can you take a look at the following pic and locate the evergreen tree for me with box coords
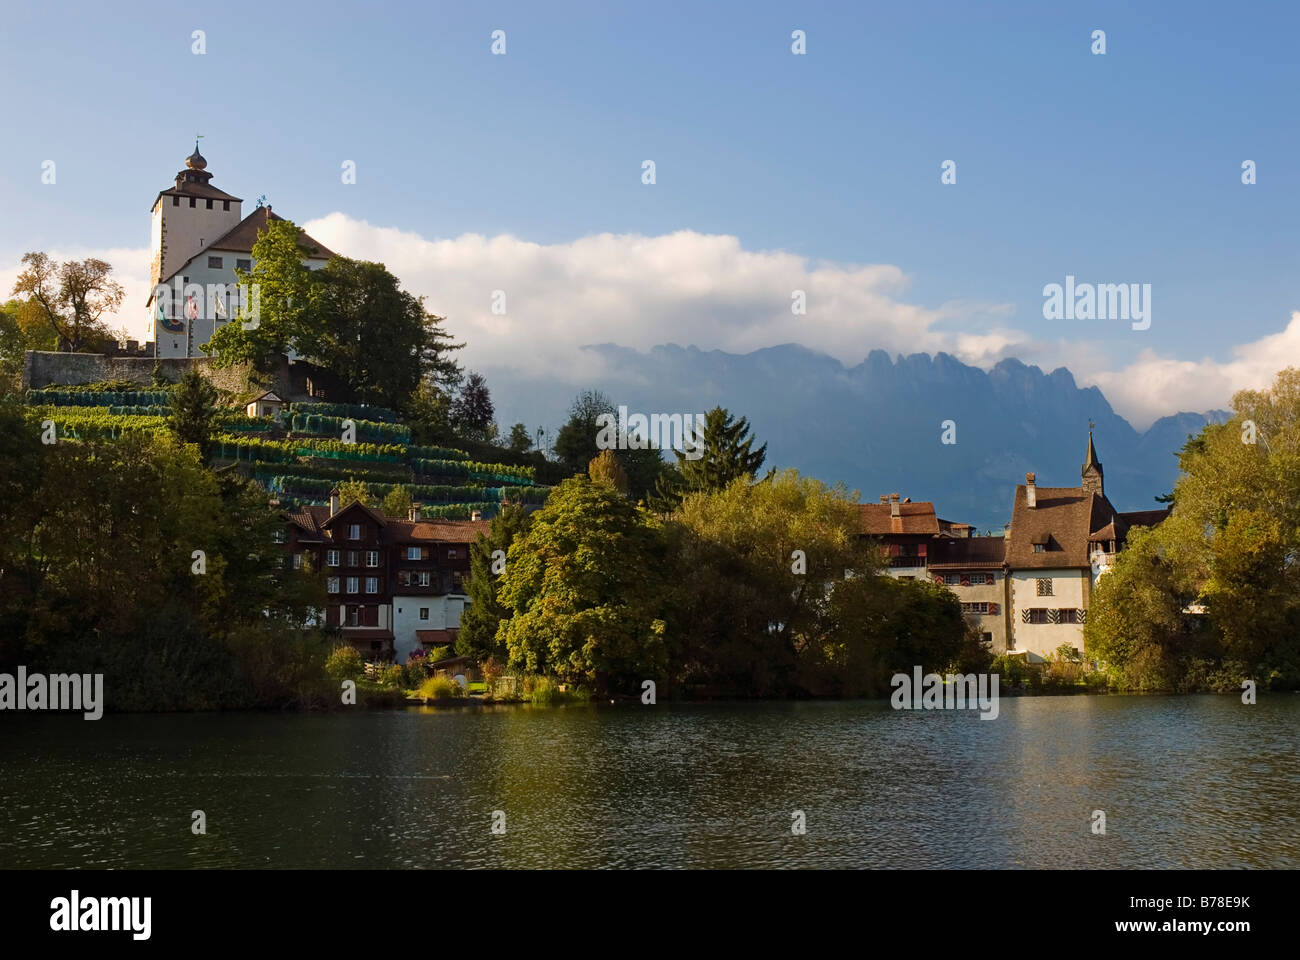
[167,368,217,462]
[450,371,495,441]
[653,406,767,509]
[506,422,532,454]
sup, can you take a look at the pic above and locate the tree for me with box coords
[506,422,532,455]
[450,371,495,442]
[588,449,628,494]
[167,368,218,462]
[1084,525,1207,690]
[308,258,430,410]
[653,406,767,510]
[11,252,124,353]
[1086,366,1300,690]
[666,468,868,695]
[0,427,326,710]
[803,575,972,697]
[204,219,314,371]
[554,389,614,474]
[496,477,672,693]
[334,479,372,508]
[457,503,532,664]
[553,389,665,500]
[380,485,413,518]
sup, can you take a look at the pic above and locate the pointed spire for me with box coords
[1081,423,1104,496]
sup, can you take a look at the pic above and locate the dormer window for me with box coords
[1033,544,1045,553]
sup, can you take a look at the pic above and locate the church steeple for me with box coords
[1081,424,1104,496]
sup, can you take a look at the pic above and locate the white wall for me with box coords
[1009,568,1087,658]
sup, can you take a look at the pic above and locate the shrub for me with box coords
[401,658,430,689]
[325,645,364,681]
[380,664,405,688]
[417,675,464,700]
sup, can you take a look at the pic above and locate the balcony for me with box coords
[889,556,927,568]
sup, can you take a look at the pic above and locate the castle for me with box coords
[145,143,335,358]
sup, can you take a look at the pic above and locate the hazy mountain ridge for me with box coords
[485,344,1230,531]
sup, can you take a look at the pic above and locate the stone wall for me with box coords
[23,351,259,395]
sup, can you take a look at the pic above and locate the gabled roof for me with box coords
[322,499,389,529]
[248,391,283,404]
[287,505,330,539]
[1006,484,1121,569]
[206,206,335,260]
[858,501,941,536]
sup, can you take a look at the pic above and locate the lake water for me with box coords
[1,695,1296,868]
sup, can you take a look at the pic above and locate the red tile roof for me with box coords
[858,501,941,536]
[206,206,336,260]
[388,519,491,543]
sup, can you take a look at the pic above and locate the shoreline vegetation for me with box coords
[4,236,1298,713]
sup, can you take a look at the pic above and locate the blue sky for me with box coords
[3,0,1299,425]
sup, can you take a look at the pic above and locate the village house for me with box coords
[283,491,489,662]
[1005,432,1170,660]
[857,494,975,580]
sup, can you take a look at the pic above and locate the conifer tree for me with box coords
[167,368,217,462]
[653,406,767,509]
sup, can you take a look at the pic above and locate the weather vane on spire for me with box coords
[195,133,204,150]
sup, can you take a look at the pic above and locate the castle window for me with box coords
[1059,609,1081,624]
[208,256,223,269]
[223,201,230,211]
[1028,608,1049,624]
[419,608,429,621]
[1036,578,1053,596]
[172,196,179,206]
[189,197,196,207]
[206,199,213,209]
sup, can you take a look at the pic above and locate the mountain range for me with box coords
[484,344,1230,532]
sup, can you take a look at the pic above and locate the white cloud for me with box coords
[301,214,978,376]
[7,218,1297,431]
[1081,312,1300,429]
